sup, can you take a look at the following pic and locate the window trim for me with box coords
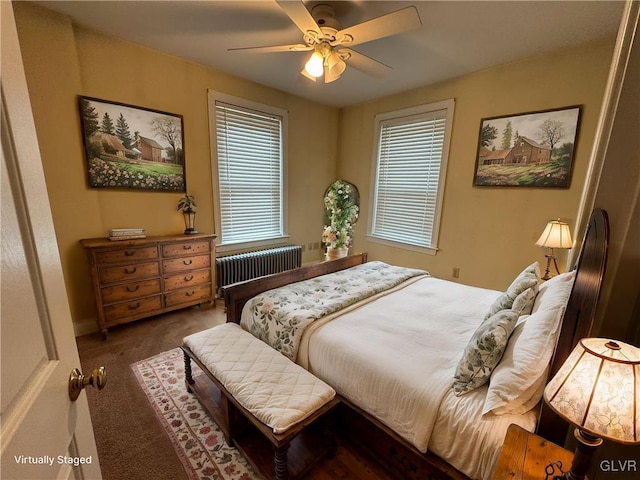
[208,90,289,252]
[367,99,455,255]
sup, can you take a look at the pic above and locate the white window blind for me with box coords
[370,101,453,251]
[215,100,284,245]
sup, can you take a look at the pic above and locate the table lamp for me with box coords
[535,219,573,280]
[543,338,640,480]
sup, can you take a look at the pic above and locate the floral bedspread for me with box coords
[242,261,428,361]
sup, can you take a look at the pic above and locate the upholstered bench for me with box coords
[181,323,339,480]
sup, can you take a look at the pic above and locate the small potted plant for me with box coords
[177,194,198,234]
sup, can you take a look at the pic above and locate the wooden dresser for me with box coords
[80,234,216,338]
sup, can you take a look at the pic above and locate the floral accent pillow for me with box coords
[511,287,537,316]
[453,309,519,395]
[484,262,540,320]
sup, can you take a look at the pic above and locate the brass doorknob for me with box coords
[69,366,106,401]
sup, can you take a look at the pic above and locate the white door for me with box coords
[1,3,103,479]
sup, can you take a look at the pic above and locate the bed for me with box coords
[220,209,609,480]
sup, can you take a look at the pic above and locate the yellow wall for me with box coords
[14,2,338,331]
[340,40,615,290]
[14,2,615,332]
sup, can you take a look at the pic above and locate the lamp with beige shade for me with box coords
[536,219,573,280]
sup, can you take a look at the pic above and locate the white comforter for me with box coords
[429,384,536,478]
[306,276,500,455]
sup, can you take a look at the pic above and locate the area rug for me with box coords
[132,348,262,480]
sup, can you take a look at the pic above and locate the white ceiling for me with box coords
[32,1,625,107]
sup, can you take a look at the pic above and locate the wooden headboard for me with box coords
[536,208,609,444]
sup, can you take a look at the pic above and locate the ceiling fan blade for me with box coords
[341,48,391,78]
[276,0,322,38]
[228,44,312,53]
[335,6,422,47]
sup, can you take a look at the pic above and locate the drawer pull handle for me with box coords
[124,267,137,274]
[128,302,140,310]
[124,250,136,257]
[183,259,193,265]
[186,291,196,297]
[184,275,194,282]
[126,285,140,292]
[183,245,192,250]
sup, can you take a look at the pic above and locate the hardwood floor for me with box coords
[76,301,395,480]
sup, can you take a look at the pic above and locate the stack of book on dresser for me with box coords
[108,228,146,241]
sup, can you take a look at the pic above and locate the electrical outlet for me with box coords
[307,242,314,251]
[452,267,460,278]
[313,242,320,250]
[301,244,306,252]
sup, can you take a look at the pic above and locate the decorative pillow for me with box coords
[511,287,537,316]
[453,309,519,396]
[482,270,576,415]
[484,262,540,320]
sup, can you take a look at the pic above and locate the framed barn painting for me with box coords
[473,106,581,187]
[79,96,185,191]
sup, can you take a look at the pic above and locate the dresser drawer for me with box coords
[164,269,211,291]
[101,278,161,304]
[164,285,212,307]
[104,295,162,323]
[162,241,210,258]
[163,254,210,274]
[99,261,160,284]
[96,246,158,264]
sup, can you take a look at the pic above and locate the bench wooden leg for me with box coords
[183,350,194,392]
[274,443,290,480]
[221,395,237,445]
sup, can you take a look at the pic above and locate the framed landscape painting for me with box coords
[79,96,185,191]
[473,106,581,187]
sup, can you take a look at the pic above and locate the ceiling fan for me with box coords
[229,1,422,83]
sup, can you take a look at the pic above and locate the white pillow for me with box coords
[482,270,576,415]
[532,269,576,314]
[491,366,548,415]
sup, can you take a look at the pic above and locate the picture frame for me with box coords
[473,105,581,187]
[79,96,186,191]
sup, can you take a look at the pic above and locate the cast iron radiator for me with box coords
[215,245,302,295]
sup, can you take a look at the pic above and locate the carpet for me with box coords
[132,348,262,480]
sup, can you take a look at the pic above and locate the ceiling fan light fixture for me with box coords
[300,67,319,82]
[304,50,324,77]
[327,51,346,78]
[324,66,341,83]
[233,2,423,83]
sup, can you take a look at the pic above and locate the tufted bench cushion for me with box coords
[183,322,336,434]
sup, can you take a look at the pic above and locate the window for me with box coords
[368,99,454,254]
[209,91,287,249]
